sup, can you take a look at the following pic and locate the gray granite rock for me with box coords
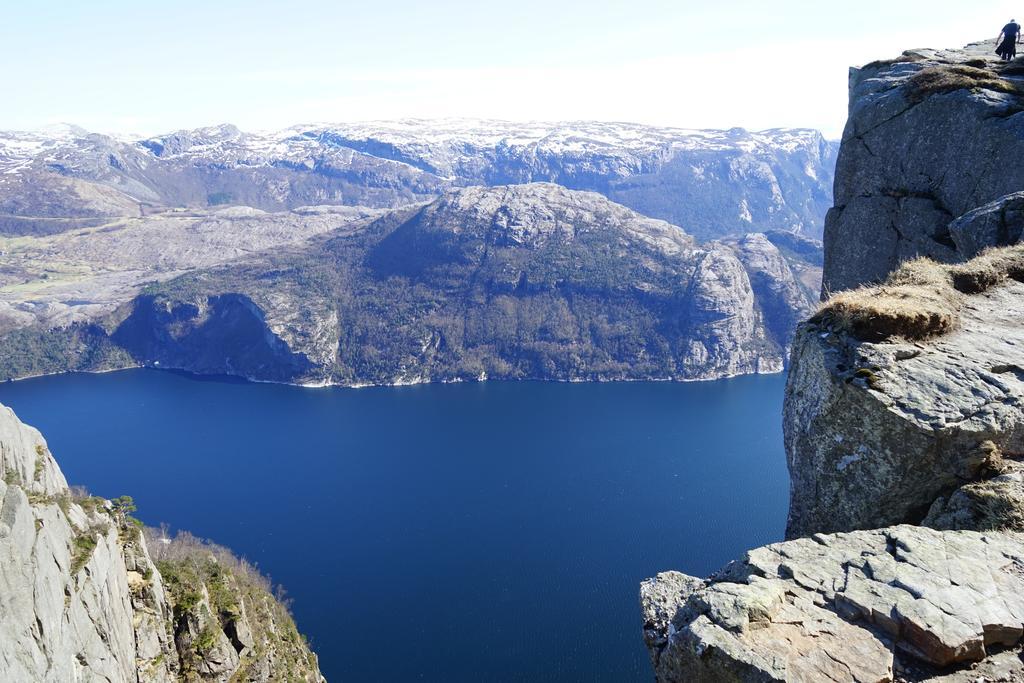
[950,192,1024,259]
[720,232,820,351]
[823,43,1024,294]
[784,277,1024,538]
[641,526,1024,682]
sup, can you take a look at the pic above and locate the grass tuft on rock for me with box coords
[906,65,1020,103]
[862,51,927,71]
[70,532,100,575]
[814,245,1024,342]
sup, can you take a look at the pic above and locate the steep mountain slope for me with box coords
[0,120,837,240]
[0,403,324,682]
[95,184,816,386]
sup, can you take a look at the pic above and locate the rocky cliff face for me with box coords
[0,403,324,682]
[823,43,1024,294]
[642,244,1024,683]
[94,184,818,386]
[785,252,1024,539]
[641,43,1024,682]
[0,120,837,241]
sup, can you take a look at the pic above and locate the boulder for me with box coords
[949,191,1024,259]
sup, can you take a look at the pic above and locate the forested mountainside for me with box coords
[0,184,821,385]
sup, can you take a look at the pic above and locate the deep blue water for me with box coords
[0,369,789,682]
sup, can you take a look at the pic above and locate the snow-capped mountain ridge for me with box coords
[0,119,837,241]
[0,119,829,172]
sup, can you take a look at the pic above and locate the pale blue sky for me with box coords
[1,1,1018,136]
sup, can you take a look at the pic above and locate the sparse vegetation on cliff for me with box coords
[148,529,322,683]
[862,50,927,70]
[813,244,1024,342]
[906,64,1021,103]
[69,531,100,575]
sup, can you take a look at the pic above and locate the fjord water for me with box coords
[0,369,788,682]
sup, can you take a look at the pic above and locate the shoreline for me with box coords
[3,362,787,391]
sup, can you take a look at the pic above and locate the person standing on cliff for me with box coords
[996,19,1021,60]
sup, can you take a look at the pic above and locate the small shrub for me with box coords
[70,532,99,575]
[55,492,71,517]
[32,445,47,483]
[195,623,220,654]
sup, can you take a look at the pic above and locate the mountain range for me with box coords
[0,120,836,241]
[0,120,833,384]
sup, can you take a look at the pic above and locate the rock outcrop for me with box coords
[642,41,1024,682]
[642,525,1024,682]
[0,403,324,682]
[823,43,1024,294]
[785,255,1024,538]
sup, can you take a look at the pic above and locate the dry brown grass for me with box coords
[863,52,927,71]
[948,247,1024,292]
[906,65,1020,103]
[813,245,1024,342]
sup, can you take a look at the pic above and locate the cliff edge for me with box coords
[786,248,1024,538]
[641,42,1024,682]
[824,42,1024,293]
[0,403,325,682]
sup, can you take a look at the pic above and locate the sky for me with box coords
[1,1,1020,138]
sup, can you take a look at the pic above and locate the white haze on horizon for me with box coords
[1,1,1020,139]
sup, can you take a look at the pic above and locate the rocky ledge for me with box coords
[786,247,1024,538]
[645,249,1024,681]
[642,525,1024,682]
[641,38,1024,681]
[824,41,1024,294]
[0,403,324,682]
